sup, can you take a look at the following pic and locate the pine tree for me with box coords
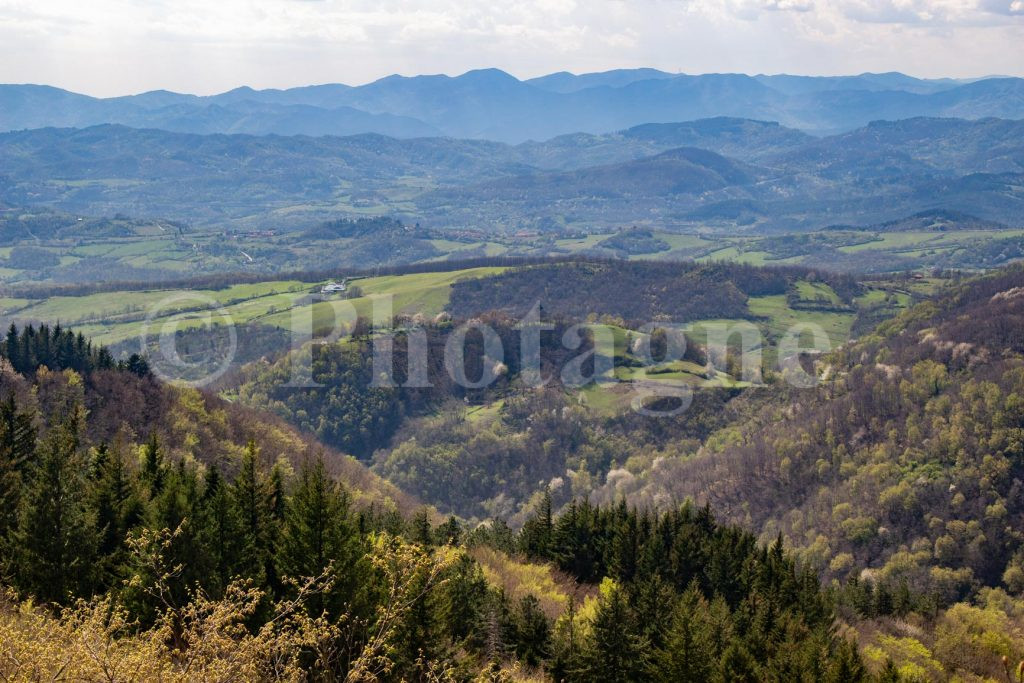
[822,637,867,683]
[483,588,518,665]
[89,442,143,588]
[633,577,676,652]
[651,583,717,682]
[141,432,165,497]
[231,440,275,586]
[197,465,239,596]
[11,415,97,603]
[437,515,462,546]
[439,553,489,644]
[0,395,36,541]
[549,595,582,682]
[277,455,359,617]
[411,507,433,547]
[18,325,34,373]
[514,594,550,668]
[610,500,638,582]
[580,581,650,682]
[519,488,553,560]
[150,459,209,601]
[486,517,516,554]
[4,323,22,372]
[717,641,759,683]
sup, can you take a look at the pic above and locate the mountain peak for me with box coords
[457,68,520,83]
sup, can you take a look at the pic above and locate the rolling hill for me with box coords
[2,116,1023,233]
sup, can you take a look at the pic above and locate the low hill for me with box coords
[446,260,859,324]
[832,209,1009,233]
[429,147,759,204]
[2,116,1024,232]
[512,117,813,170]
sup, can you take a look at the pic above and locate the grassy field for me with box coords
[571,281,865,414]
[748,295,855,351]
[258,267,507,337]
[839,229,1024,255]
[794,281,842,305]
[2,268,508,346]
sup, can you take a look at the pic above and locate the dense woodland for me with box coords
[0,324,878,680]
[591,265,1024,679]
[447,261,862,325]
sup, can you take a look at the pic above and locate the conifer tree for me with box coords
[0,394,36,542]
[141,432,165,498]
[580,581,650,682]
[514,594,550,668]
[197,465,239,596]
[482,588,518,665]
[610,502,639,582]
[89,442,144,588]
[823,638,868,683]
[439,553,489,645]
[651,583,717,682]
[717,641,759,683]
[11,415,97,603]
[4,323,22,372]
[231,440,275,586]
[519,488,553,560]
[411,507,433,547]
[437,515,462,546]
[549,595,581,682]
[277,455,360,617]
[149,459,209,602]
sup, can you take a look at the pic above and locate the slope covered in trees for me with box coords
[0,321,877,679]
[595,264,1024,679]
[447,260,861,325]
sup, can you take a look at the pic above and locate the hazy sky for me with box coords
[1,0,1022,96]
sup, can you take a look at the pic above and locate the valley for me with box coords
[3,57,1024,681]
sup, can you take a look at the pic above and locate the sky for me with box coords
[1,0,1022,96]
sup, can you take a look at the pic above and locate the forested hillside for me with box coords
[598,264,1024,679]
[0,321,875,680]
[447,260,861,324]
[0,323,416,517]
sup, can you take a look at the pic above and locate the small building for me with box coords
[321,281,347,294]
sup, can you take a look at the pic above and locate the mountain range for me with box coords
[2,115,1021,232]
[3,69,1024,142]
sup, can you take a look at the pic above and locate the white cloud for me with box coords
[0,0,1020,95]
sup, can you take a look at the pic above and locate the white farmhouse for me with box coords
[321,281,347,294]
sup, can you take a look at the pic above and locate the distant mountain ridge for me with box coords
[1,115,1022,231]
[2,69,1022,142]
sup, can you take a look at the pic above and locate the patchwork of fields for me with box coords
[0,262,930,419]
[1,214,1021,287]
